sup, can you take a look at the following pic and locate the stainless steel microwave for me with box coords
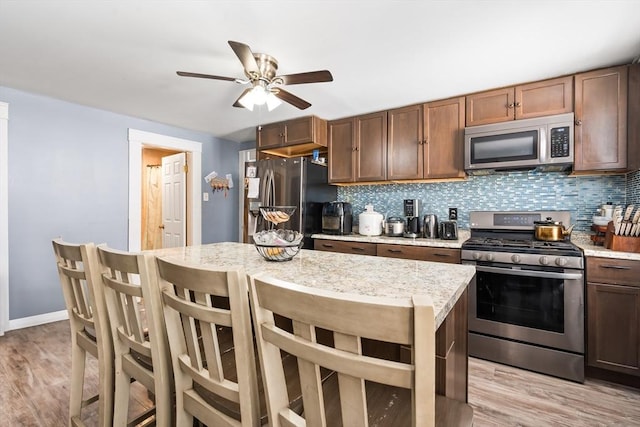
[464,112,574,174]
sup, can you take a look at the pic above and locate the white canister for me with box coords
[358,204,383,236]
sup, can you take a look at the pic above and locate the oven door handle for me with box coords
[475,265,583,280]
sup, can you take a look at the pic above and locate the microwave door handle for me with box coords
[539,127,548,162]
[475,265,583,280]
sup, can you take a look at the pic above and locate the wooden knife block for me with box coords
[604,222,640,253]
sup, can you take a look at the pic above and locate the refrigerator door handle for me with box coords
[269,169,276,206]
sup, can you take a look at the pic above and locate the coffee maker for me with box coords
[403,199,421,238]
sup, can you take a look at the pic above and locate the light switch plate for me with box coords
[449,207,458,221]
[203,192,209,202]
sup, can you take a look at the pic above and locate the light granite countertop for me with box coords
[312,229,471,249]
[571,232,640,261]
[314,230,640,261]
[147,242,476,329]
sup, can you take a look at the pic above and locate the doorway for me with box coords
[128,129,202,252]
[141,147,180,250]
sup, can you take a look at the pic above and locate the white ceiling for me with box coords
[1,1,639,143]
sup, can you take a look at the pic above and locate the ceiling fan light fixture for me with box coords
[238,83,281,111]
[266,92,282,111]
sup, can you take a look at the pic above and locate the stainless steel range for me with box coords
[462,211,585,382]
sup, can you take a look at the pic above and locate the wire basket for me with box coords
[259,206,297,226]
[254,242,302,262]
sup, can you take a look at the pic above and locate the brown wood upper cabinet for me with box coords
[465,76,574,127]
[387,97,466,181]
[574,66,628,172]
[257,116,327,157]
[328,111,387,183]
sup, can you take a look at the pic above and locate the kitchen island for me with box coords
[148,242,476,401]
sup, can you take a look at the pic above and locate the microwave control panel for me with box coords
[549,126,571,158]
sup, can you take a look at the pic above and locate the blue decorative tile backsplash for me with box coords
[338,170,630,231]
[628,170,640,206]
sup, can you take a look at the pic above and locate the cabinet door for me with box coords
[574,66,628,172]
[356,111,387,182]
[628,64,640,171]
[257,122,283,149]
[387,104,423,180]
[465,87,514,126]
[515,76,573,120]
[424,97,465,179]
[587,282,640,375]
[328,118,356,183]
[284,116,314,145]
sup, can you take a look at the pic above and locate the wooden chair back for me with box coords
[248,273,440,427]
[96,245,172,426]
[156,256,260,427]
[52,238,113,427]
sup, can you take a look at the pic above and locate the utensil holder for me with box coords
[604,222,640,253]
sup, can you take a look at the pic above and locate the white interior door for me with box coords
[162,152,186,248]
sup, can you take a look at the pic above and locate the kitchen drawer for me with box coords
[314,239,377,256]
[587,257,640,287]
[377,244,461,264]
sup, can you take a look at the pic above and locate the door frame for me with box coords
[128,129,202,252]
[238,148,256,242]
[0,102,8,335]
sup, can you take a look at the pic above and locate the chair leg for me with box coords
[68,341,86,425]
[97,358,114,427]
[112,363,133,426]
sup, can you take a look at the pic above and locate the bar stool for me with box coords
[52,238,113,427]
[248,273,474,427]
[97,245,173,426]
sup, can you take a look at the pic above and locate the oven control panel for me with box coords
[461,250,584,269]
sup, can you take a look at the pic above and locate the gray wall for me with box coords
[1,86,247,320]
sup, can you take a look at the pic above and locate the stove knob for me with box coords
[472,252,482,261]
[486,253,495,262]
[539,256,549,265]
[555,257,568,267]
[511,254,521,263]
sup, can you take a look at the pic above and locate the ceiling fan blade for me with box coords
[176,71,237,82]
[232,88,253,108]
[273,88,312,110]
[228,40,260,74]
[278,70,333,85]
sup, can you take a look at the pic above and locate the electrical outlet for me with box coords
[449,207,458,221]
[203,192,209,202]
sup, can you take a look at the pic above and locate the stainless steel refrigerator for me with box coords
[246,157,336,249]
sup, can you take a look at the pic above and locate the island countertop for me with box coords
[147,242,476,329]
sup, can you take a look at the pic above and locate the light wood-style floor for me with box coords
[1,320,640,426]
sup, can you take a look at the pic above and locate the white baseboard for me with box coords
[6,309,68,332]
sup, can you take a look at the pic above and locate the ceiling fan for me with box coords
[177,40,333,111]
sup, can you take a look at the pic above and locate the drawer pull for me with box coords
[433,253,450,257]
[321,244,334,248]
[387,249,402,253]
[352,247,365,251]
[601,264,631,270]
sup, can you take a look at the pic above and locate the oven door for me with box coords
[466,261,584,353]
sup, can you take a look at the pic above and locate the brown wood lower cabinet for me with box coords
[586,257,640,383]
[314,239,377,256]
[377,244,461,263]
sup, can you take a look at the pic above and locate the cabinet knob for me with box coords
[575,120,582,126]
[515,102,521,107]
[508,103,515,108]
